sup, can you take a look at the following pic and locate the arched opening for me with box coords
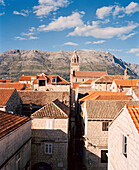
[32,162,52,170]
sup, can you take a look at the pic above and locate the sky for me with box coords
[0,0,139,64]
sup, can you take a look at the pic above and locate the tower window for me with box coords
[76,79,77,82]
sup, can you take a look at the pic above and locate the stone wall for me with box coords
[6,90,22,114]
[0,121,31,169]
[108,108,139,170]
[85,121,109,170]
[31,118,68,170]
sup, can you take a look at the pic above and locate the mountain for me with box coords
[0,49,139,81]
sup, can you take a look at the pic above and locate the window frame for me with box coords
[44,143,53,154]
[101,150,108,163]
[123,135,127,158]
[102,121,109,131]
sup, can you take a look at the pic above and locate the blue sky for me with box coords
[0,0,139,64]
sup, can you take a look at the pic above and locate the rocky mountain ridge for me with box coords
[0,49,139,81]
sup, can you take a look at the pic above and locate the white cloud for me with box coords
[15,37,27,40]
[126,48,139,53]
[13,10,29,16]
[136,53,139,56]
[0,0,5,6]
[68,22,138,39]
[29,36,39,39]
[85,41,92,45]
[120,32,137,40]
[113,6,124,17]
[125,2,139,15]
[93,40,105,44]
[21,32,34,36]
[0,12,5,16]
[97,2,139,19]
[108,49,123,52]
[38,12,84,31]
[64,42,78,46]
[96,6,114,19]
[29,27,35,32]
[33,0,71,17]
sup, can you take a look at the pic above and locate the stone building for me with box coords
[126,87,139,100]
[108,105,139,170]
[91,75,125,91]
[0,88,22,113]
[110,79,139,92]
[81,100,139,170]
[0,110,31,170]
[70,51,107,87]
[31,99,69,170]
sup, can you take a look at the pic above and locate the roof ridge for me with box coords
[52,100,68,117]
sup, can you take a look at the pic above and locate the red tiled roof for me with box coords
[94,95,133,101]
[33,79,38,84]
[38,75,47,80]
[31,99,69,118]
[94,75,124,83]
[0,88,15,105]
[80,79,94,85]
[0,111,30,139]
[79,91,126,101]
[0,80,12,83]
[127,105,139,133]
[46,75,70,85]
[19,76,32,81]
[74,71,106,78]
[0,83,25,90]
[114,79,139,87]
[78,86,92,89]
[72,83,80,88]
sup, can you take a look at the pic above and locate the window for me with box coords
[123,135,127,157]
[46,119,53,129]
[45,143,52,154]
[101,150,108,163]
[76,79,77,82]
[39,80,45,86]
[16,154,21,170]
[102,121,109,131]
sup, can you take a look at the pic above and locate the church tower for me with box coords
[124,67,128,79]
[70,51,80,84]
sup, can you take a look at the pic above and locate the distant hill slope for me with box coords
[0,49,139,81]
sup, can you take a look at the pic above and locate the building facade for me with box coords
[31,99,69,170]
[0,111,31,170]
[108,105,139,170]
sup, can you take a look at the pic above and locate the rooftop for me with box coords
[84,100,139,119]
[94,75,125,83]
[74,71,106,78]
[0,111,30,139]
[79,91,126,101]
[19,75,36,81]
[127,105,139,133]
[94,95,133,101]
[0,83,26,90]
[31,99,69,118]
[114,79,139,87]
[0,88,15,105]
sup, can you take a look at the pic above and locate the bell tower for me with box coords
[70,50,80,84]
[124,67,128,79]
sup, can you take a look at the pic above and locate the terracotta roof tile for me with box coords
[46,75,70,85]
[18,91,70,106]
[85,100,139,119]
[0,80,12,83]
[114,79,139,87]
[80,79,94,85]
[94,95,133,100]
[0,88,15,105]
[94,75,124,83]
[127,105,139,133]
[31,99,69,118]
[80,91,126,101]
[72,83,80,88]
[74,71,106,78]
[0,111,30,139]
[0,83,25,90]
[78,86,92,89]
[19,76,33,81]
